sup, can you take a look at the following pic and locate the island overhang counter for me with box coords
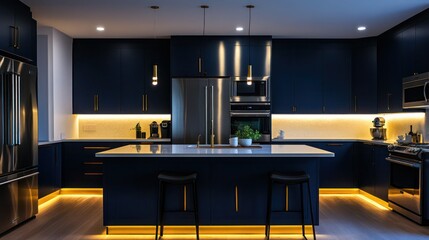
[96,144,334,234]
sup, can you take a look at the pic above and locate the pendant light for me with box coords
[151,5,159,86]
[200,5,208,75]
[246,5,254,85]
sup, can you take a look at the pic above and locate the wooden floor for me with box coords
[2,194,429,240]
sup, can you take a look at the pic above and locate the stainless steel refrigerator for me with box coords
[0,55,38,234]
[172,77,231,144]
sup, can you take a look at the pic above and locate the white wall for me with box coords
[37,26,78,141]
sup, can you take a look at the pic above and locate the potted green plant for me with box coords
[234,125,261,146]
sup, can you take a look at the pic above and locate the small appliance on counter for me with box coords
[370,117,387,140]
[150,121,159,138]
[160,120,171,138]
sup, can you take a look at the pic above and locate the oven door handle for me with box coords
[386,157,421,168]
[424,81,428,102]
[230,112,270,117]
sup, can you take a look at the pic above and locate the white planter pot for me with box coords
[239,138,252,147]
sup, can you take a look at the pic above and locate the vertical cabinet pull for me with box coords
[184,185,187,211]
[10,26,19,49]
[323,106,326,113]
[142,95,145,112]
[285,186,289,212]
[15,27,20,49]
[145,94,148,112]
[94,95,99,112]
[354,96,357,113]
[198,57,202,73]
[235,185,239,213]
[387,93,391,111]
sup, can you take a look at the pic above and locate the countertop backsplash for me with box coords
[272,112,426,142]
[77,115,171,139]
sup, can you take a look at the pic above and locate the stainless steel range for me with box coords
[387,144,429,224]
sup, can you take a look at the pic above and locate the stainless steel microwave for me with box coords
[403,72,429,109]
[230,76,270,102]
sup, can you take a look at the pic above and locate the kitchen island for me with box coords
[96,144,334,234]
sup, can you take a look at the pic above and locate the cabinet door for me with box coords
[211,159,269,224]
[271,40,295,113]
[170,37,202,77]
[415,16,429,74]
[294,43,323,113]
[358,143,376,195]
[145,40,171,114]
[400,26,416,77]
[318,143,355,188]
[374,145,389,201]
[352,38,377,113]
[0,0,16,55]
[377,32,403,113]
[322,42,351,113]
[119,46,146,113]
[73,40,121,113]
[250,42,271,77]
[13,2,36,62]
[39,144,61,198]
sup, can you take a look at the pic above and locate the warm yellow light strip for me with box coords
[319,188,360,194]
[272,112,424,120]
[38,190,60,206]
[60,188,103,195]
[359,190,391,210]
[107,225,314,235]
[77,114,171,120]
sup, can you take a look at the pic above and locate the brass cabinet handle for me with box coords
[198,57,202,73]
[10,26,16,48]
[94,95,99,112]
[235,185,239,212]
[145,94,148,111]
[184,185,187,211]
[83,146,110,150]
[387,93,391,111]
[15,26,19,49]
[142,95,145,112]
[84,173,103,176]
[285,186,289,212]
[83,161,103,165]
[323,106,326,113]
[326,143,344,146]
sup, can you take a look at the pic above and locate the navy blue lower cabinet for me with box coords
[101,156,320,226]
[374,145,390,201]
[358,143,376,195]
[38,143,61,198]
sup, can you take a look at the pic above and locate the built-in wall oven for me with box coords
[386,144,429,224]
[230,103,271,143]
[231,77,270,103]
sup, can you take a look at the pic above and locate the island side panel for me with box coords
[103,156,319,226]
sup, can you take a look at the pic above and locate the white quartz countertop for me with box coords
[95,144,335,158]
[38,138,171,146]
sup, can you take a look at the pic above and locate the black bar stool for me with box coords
[155,172,199,240]
[266,172,316,240]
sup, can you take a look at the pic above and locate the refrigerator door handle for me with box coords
[15,74,21,145]
[0,172,39,186]
[211,85,214,135]
[204,86,208,144]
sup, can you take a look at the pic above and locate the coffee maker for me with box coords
[370,117,387,140]
[160,120,171,139]
[150,121,159,138]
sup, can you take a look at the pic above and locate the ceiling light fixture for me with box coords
[357,26,366,31]
[236,26,244,32]
[246,5,254,85]
[96,26,105,32]
[151,6,159,86]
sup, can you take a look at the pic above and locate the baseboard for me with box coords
[106,225,315,235]
[319,188,360,194]
[59,188,103,195]
[38,190,60,205]
[359,190,391,209]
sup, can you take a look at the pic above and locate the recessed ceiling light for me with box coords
[236,26,244,32]
[357,26,366,31]
[96,26,105,32]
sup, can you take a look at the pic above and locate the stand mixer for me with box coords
[370,117,387,140]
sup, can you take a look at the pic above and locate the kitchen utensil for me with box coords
[150,121,159,138]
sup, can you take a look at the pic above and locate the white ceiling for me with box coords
[21,0,429,39]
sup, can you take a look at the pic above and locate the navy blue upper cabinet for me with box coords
[119,40,171,114]
[377,31,403,113]
[170,36,271,77]
[352,38,377,114]
[0,0,36,63]
[415,15,429,74]
[73,39,171,114]
[73,40,121,114]
[321,41,352,113]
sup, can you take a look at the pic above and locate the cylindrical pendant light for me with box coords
[246,5,254,85]
[151,5,159,86]
[152,64,158,85]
